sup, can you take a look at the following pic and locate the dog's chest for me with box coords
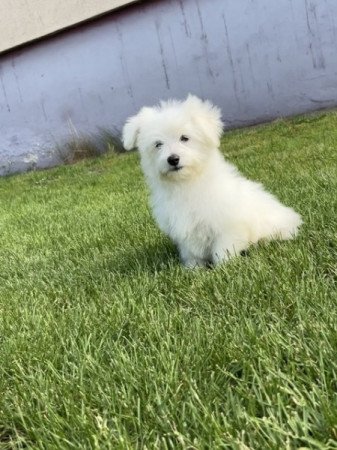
[152,189,217,244]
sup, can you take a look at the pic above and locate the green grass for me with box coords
[0,112,336,449]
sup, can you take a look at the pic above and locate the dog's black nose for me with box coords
[167,154,180,166]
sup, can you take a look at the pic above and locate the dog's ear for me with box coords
[122,107,153,151]
[185,95,223,148]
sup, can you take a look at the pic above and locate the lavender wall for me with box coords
[1,0,337,175]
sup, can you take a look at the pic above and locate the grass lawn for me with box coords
[0,112,336,449]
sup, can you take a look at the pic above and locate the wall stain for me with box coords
[195,0,208,43]
[11,59,23,103]
[304,0,325,69]
[155,20,170,90]
[78,87,85,109]
[222,13,240,106]
[245,43,256,83]
[328,1,337,41]
[263,55,275,101]
[236,57,247,98]
[289,1,301,49]
[267,82,274,98]
[0,70,11,112]
[308,97,335,103]
[40,99,48,122]
[195,0,214,79]
[168,26,179,70]
[177,0,191,38]
[116,24,136,104]
[77,87,90,124]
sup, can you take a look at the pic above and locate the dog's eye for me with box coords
[155,141,163,149]
[180,135,189,142]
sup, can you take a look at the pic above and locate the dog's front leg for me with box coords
[178,244,207,268]
[211,236,244,266]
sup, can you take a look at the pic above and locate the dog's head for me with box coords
[122,95,223,182]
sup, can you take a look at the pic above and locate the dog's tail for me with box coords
[264,206,303,241]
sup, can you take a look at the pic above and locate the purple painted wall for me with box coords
[1,0,337,175]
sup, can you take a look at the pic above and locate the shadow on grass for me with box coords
[103,241,253,277]
[0,426,30,449]
[105,241,180,276]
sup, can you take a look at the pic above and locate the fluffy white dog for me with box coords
[122,95,302,268]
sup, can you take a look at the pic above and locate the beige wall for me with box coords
[0,0,138,53]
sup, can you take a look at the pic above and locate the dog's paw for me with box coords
[182,258,208,269]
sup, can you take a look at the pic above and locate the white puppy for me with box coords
[122,95,302,267]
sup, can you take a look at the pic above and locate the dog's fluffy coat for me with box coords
[122,95,302,267]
